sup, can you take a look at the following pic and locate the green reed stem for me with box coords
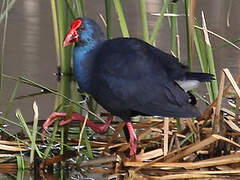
[139,0,149,42]
[77,0,86,17]
[2,78,19,123]
[184,0,193,70]
[54,0,75,155]
[0,0,6,13]
[60,127,64,155]
[150,0,169,44]
[180,131,194,146]
[169,1,181,129]
[113,0,129,37]
[195,25,240,51]
[75,0,81,16]
[16,155,25,170]
[201,11,218,101]
[50,0,61,69]
[30,102,39,165]
[17,169,25,178]
[176,118,181,131]
[44,120,59,158]
[56,1,71,74]
[206,44,218,101]
[170,2,178,56]
[65,0,77,18]
[0,0,15,23]
[105,0,112,39]
[60,75,72,153]
[0,0,9,104]
[83,129,93,159]
[214,38,240,51]
[16,109,42,158]
[194,25,214,102]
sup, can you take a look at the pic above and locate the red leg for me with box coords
[126,122,137,156]
[42,112,113,139]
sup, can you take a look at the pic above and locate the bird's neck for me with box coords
[73,38,105,92]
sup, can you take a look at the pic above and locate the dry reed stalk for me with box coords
[164,117,169,155]
[223,68,240,98]
[104,121,124,153]
[0,143,28,151]
[212,70,225,134]
[136,148,163,161]
[125,153,240,169]
[198,72,240,121]
[185,118,199,141]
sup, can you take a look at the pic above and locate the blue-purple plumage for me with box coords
[72,18,214,121]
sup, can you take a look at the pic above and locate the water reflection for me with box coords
[1,0,56,132]
[22,0,40,75]
[146,0,162,13]
[1,0,240,179]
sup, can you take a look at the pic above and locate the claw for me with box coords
[42,112,67,140]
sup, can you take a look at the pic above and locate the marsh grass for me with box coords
[42,0,221,165]
[1,1,240,178]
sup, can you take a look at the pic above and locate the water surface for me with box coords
[0,0,240,179]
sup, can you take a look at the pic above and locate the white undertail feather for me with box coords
[176,80,200,92]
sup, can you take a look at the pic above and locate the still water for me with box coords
[0,0,240,179]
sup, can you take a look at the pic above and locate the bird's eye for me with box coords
[80,25,85,30]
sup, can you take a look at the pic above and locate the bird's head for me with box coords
[63,17,105,47]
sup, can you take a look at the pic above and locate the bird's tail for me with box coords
[184,72,215,82]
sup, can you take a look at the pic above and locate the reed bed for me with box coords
[0,0,240,179]
[0,68,240,179]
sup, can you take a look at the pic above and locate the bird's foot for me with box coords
[42,112,66,140]
[126,122,138,156]
[42,112,113,140]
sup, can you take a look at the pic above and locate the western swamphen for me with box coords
[43,17,214,155]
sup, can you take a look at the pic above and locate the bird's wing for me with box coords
[91,38,199,117]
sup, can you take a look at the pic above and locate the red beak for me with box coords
[63,30,75,47]
[63,19,82,47]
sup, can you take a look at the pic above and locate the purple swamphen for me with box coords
[43,17,214,156]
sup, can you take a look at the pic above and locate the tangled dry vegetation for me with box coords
[1,68,240,180]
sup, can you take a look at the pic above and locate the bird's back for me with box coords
[88,38,205,121]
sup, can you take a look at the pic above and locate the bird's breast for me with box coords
[73,47,93,92]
